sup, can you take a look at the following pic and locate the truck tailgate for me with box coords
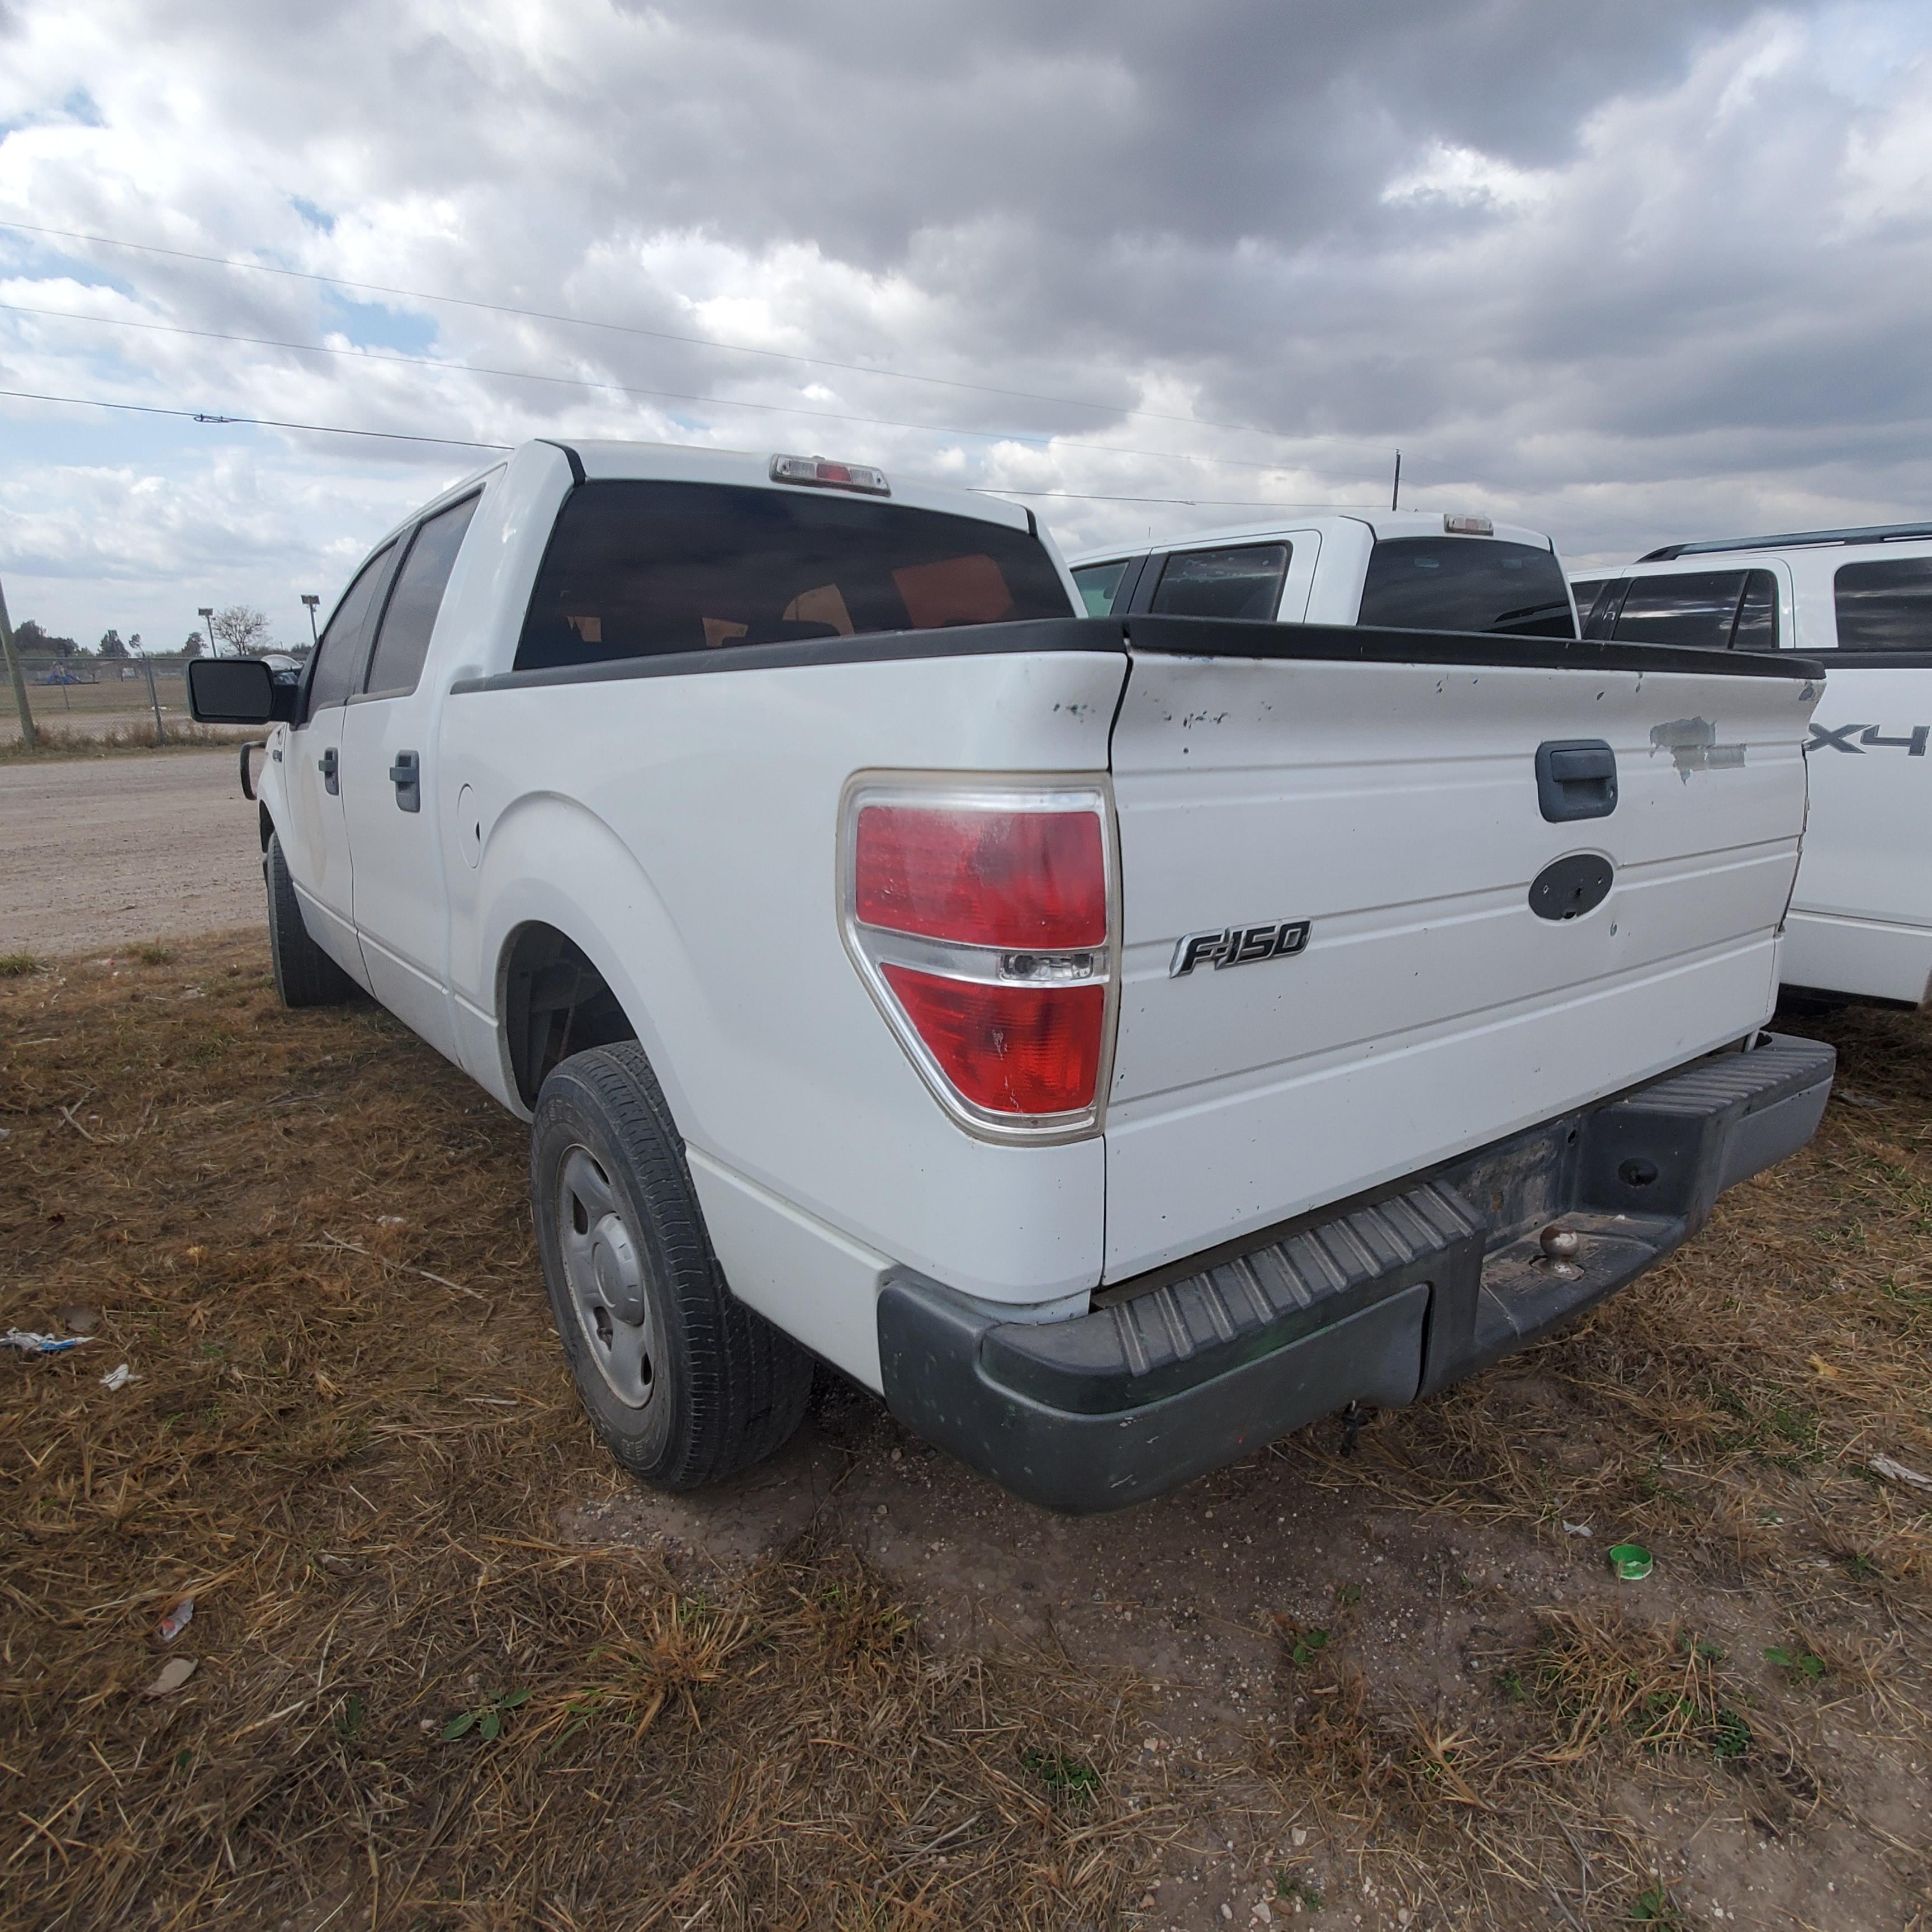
[1102,617,1824,1281]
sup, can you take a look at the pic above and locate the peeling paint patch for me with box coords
[1650,716,1746,779]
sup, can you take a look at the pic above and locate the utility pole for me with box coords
[199,605,217,657]
[0,570,36,750]
[301,594,320,647]
[1390,450,1401,512]
[136,637,167,744]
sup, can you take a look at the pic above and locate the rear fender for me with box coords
[467,793,695,1127]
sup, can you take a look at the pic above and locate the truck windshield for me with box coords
[515,481,1073,671]
[1358,537,1576,638]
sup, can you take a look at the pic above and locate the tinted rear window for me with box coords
[1357,538,1574,637]
[515,481,1073,671]
[1073,559,1132,616]
[1150,543,1290,620]
[1835,556,1932,651]
[364,494,480,698]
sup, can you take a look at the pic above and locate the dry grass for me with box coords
[1243,1001,1932,1926]
[5,934,1931,1929]
[0,721,252,761]
[0,935,1159,1929]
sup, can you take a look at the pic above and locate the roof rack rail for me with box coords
[1637,520,1932,562]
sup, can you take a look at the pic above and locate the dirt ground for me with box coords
[0,748,263,954]
[2,932,1929,1931]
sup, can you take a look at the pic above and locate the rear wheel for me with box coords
[264,832,358,1007]
[530,1041,813,1489]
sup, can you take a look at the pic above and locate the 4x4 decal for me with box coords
[1807,722,1930,756]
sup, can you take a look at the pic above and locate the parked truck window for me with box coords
[1357,537,1575,637]
[1149,543,1290,619]
[1607,569,1779,652]
[1834,555,1932,651]
[363,495,481,698]
[513,481,1073,672]
[1073,557,1131,616]
[307,541,396,712]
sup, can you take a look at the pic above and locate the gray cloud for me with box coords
[0,0,1928,648]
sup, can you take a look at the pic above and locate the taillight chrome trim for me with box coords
[838,771,1120,1143]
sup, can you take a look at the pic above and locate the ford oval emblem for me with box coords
[1530,853,1613,922]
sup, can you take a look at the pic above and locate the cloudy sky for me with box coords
[1,0,1929,653]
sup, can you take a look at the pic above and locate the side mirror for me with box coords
[187,656,298,724]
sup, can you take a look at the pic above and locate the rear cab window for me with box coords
[1834,556,1932,652]
[515,482,1073,672]
[1358,537,1575,637]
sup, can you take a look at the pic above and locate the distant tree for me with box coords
[211,605,276,655]
[184,631,205,655]
[97,628,129,659]
[15,619,80,656]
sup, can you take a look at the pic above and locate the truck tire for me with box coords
[530,1041,813,1489]
[264,832,358,1008]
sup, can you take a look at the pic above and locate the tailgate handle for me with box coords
[1536,740,1617,822]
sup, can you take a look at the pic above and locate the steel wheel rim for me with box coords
[556,1145,659,1410]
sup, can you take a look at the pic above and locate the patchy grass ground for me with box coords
[2,934,1928,1930]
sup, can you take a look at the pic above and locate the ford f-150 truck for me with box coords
[191,440,1835,1512]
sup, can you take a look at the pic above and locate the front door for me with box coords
[340,493,481,1063]
[282,540,397,988]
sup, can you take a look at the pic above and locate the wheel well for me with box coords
[501,924,639,1108]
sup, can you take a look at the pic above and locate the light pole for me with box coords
[301,594,320,647]
[198,605,216,657]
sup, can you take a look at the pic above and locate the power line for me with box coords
[0,299,1309,476]
[0,386,1331,509]
[0,216,1289,443]
[0,385,509,451]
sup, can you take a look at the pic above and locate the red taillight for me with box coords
[844,786,1115,1131]
[854,806,1106,948]
[880,967,1106,1116]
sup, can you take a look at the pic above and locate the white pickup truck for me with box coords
[1573,523,1932,1010]
[191,440,1835,1513]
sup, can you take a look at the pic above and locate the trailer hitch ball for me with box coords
[1538,1224,1581,1260]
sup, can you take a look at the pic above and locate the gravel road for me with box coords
[0,749,263,954]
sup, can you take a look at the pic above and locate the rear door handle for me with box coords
[389,749,421,813]
[319,745,339,795]
[1536,739,1617,822]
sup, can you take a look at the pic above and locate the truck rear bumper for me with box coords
[878,1032,1834,1513]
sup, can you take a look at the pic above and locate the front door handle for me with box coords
[1535,739,1617,822]
[319,745,339,795]
[389,749,421,813]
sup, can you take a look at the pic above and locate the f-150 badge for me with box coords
[1170,919,1311,977]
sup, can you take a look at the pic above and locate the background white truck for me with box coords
[192,441,1835,1512]
[1573,522,1932,1010]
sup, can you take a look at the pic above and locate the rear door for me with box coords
[281,542,397,987]
[340,493,481,1059]
[1101,622,1820,1280]
[1787,550,1932,993]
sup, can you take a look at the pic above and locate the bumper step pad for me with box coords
[880,1033,1835,1512]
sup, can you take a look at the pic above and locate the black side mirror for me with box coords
[188,657,298,724]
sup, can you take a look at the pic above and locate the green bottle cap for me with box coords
[1608,1542,1652,1581]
